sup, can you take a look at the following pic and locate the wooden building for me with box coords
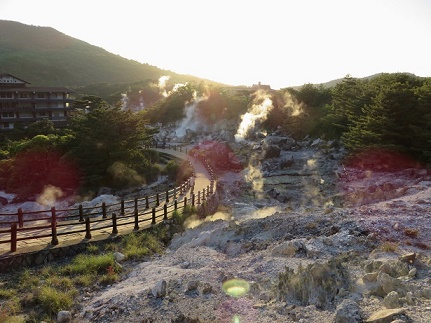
[0,73,75,129]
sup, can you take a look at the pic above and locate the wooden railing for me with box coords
[0,146,215,254]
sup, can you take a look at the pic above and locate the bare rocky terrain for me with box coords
[75,135,431,323]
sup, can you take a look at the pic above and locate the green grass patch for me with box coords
[61,253,117,276]
[121,232,163,260]
[0,197,195,322]
[73,274,94,287]
[36,286,76,316]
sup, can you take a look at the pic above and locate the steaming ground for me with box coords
[76,142,431,323]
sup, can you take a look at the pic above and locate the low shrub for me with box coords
[36,286,76,315]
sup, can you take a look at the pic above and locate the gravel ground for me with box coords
[75,155,431,323]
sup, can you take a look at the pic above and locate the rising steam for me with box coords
[235,90,273,142]
[158,75,171,97]
[158,75,188,98]
[175,91,208,137]
[245,160,264,199]
[283,91,304,117]
[36,185,64,206]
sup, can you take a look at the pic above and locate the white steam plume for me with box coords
[235,90,273,142]
[283,91,304,116]
[36,185,64,207]
[246,160,264,199]
[158,76,170,97]
[158,75,188,98]
[175,92,208,137]
[120,93,129,110]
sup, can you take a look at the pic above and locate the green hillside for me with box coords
[0,20,219,88]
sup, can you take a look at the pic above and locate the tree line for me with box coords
[291,73,431,164]
[1,73,430,201]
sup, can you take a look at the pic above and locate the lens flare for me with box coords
[222,279,250,298]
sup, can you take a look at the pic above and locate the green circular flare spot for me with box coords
[222,278,250,298]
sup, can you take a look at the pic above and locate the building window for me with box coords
[18,103,32,109]
[0,92,13,98]
[20,112,32,118]
[37,93,46,99]
[19,92,30,98]
[2,112,14,118]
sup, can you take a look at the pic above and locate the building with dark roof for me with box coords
[251,81,271,91]
[0,73,75,129]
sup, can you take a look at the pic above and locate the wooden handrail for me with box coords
[0,145,216,254]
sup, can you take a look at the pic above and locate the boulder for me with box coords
[272,239,306,257]
[263,145,281,159]
[186,280,200,292]
[365,308,405,323]
[113,252,126,262]
[382,291,400,309]
[152,280,167,298]
[279,156,294,169]
[399,253,416,264]
[335,299,362,323]
[0,196,8,206]
[57,310,72,323]
[262,135,296,151]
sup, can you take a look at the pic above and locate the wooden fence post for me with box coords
[51,207,58,245]
[174,199,178,210]
[151,207,156,225]
[11,223,17,252]
[85,217,92,239]
[102,202,107,219]
[166,190,169,202]
[192,193,195,206]
[163,204,168,220]
[79,204,84,222]
[112,213,118,234]
[174,187,177,199]
[202,189,206,201]
[17,208,24,228]
[184,197,187,209]
[197,191,201,205]
[207,185,210,197]
[121,199,125,215]
[156,192,160,206]
[134,207,139,230]
[146,196,149,209]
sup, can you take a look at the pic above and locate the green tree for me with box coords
[67,99,157,191]
[338,73,431,163]
[142,83,195,125]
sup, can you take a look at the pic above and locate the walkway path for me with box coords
[154,148,213,196]
[0,148,215,257]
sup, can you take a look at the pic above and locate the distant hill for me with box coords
[0,20,222,89]
[291,72,420,89]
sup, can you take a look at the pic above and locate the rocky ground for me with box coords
[74,136,431,323]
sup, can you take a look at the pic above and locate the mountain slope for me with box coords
[0,20,215,88]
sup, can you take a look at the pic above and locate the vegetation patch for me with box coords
[0,205,194,322]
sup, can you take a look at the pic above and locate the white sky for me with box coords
[1,0,431,89]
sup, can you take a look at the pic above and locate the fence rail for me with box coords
[0,146,215,254]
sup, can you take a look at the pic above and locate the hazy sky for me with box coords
[1,0,431,89]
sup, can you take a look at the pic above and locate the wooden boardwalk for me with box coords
[0,148,214,257]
